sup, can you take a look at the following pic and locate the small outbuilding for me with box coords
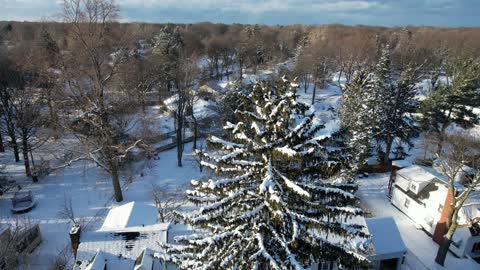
[366,217,407,270]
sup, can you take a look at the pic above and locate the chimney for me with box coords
[69,224,81,258]
[432,189,454,244]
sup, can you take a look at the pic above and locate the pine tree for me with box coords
[341,49,417,166]
[419,57,480,150]
[373,49,418,164]
[340,70,376,171]
[159,77,370,270]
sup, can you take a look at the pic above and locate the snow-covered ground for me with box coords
[358,173,479,270]
[1,59,479,269]
[0,141,202,269]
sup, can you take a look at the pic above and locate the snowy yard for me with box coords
[0,74,344,269]
[1,62,479,269]
[0,141,203,269]
[358,173,479,270]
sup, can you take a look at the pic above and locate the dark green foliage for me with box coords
[158,78,370,270]
[419,57,480,135]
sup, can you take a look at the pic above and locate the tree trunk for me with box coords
[215,59,220,80]
[0,131,4,152]
[239,60,243,80]
[311,83,317,105]
[437,128,447,153]
[48,95,59,140]
[193,116,198,151]
[383,136,393,165]
[435,214,458,266]
[111,168,123,202]
[435,237,452,266]
[21,131,32,178]
[176,112,184,167]
[8,128,20,162]
[302,74,310,94]
[177,127,183,167]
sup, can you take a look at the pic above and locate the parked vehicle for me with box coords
[11,191,36,213]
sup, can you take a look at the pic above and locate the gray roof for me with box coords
[75,226,168,270]
[366,217,407,258]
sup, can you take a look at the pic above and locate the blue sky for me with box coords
[1,0,479,27]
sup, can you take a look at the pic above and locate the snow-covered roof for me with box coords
[75,224,193,270]
[391,159,412,168]
[397,165,438,184]
[164,94,217,121]
[100,201,159,231]
[75,202,194,270]
[133,248,154,270]
[366,217,407,258]
[83,251,107,270]
[75,226,168,268]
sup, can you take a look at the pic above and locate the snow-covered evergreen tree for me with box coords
[372,49,417,164]
[340,70,376,171]
[159,77,370,270]
[341,49,417,166]
[419,57,480,150]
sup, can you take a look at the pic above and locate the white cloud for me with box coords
[118,0,381,13]
[0,0,478,26]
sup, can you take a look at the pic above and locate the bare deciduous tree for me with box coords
[151,184,187,223]
[57,0,147,202]
[433,133,480,266]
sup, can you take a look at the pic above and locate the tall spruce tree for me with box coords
[341,49,417,166]
[418,57,480,150]
[160,77,370,270]
[373,49,418,164]
[340,70,376,171]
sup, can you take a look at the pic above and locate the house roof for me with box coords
[391,159,412,168]
[75,223,169,270]
[75,201,167,270]
[100,202,159,231]
[397,165,439,184]
[75,201,197,270]
[366,217,407,258]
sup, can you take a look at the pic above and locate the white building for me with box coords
[365,217,407,270]
[73,202,190,270]
[390,165,480,259]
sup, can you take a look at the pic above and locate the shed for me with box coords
[366,217,407,270]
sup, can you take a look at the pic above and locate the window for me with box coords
[472,242,480,254]
[404,199,410,208]
[409,183,416,192]
[438,204,444,213]
[318,261,333,270]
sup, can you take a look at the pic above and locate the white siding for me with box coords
[391,186,426,228]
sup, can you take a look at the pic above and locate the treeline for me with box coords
[2,20,480,73]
